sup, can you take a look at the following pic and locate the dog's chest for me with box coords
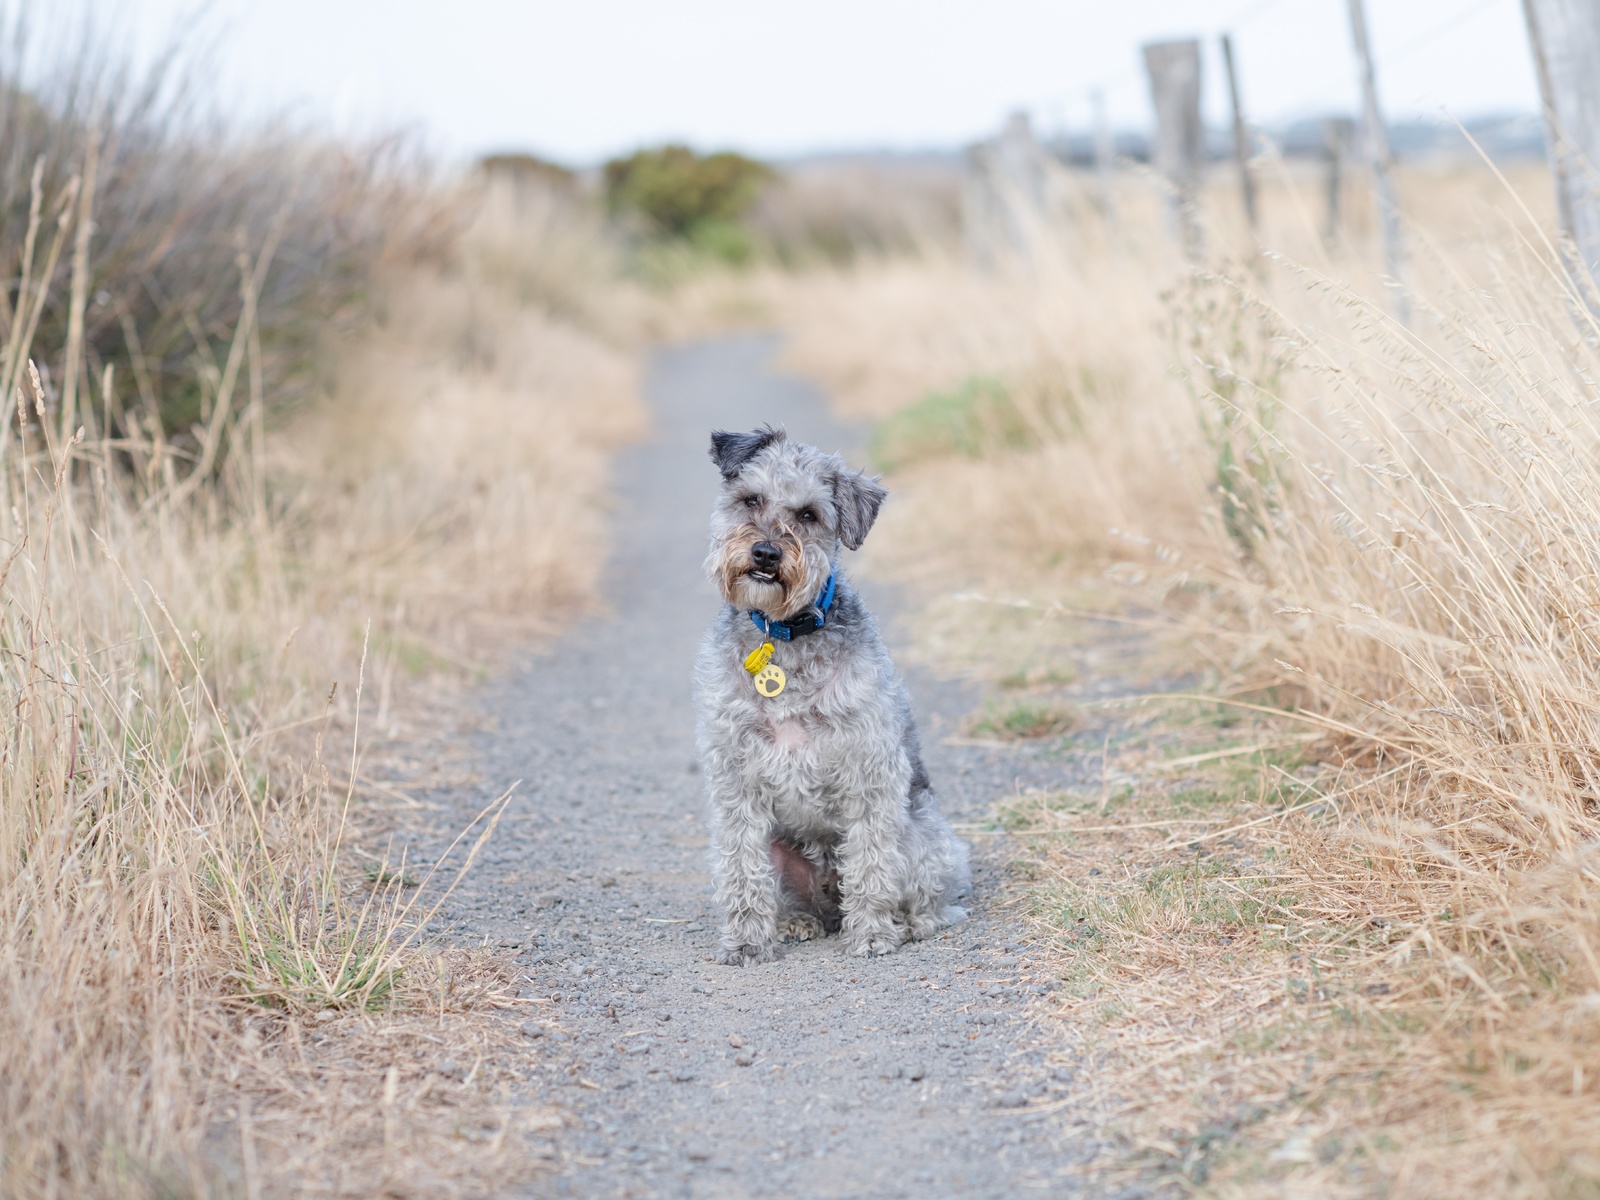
[767,716,810,751]
[737,641,854,737]
[730,642,884,811]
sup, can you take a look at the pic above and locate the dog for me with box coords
[693,425,969,965]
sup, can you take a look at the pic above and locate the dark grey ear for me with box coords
[832,467,887,550]
[709,424,785,480]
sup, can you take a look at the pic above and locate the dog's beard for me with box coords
[708,526,830,620]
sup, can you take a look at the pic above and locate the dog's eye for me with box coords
[798,508,818,523]
[742,495,761,509]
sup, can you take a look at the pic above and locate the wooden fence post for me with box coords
[1322,117,1355,247]
[1142,38,1205,257]
[962,112,1051,268]
[1092,87,1117,225]
[995,111,1049,218]
[1346,0,1409,322]
[1220,34,1257,232]
[1522,0,1600,290]
[962,141,1000,269]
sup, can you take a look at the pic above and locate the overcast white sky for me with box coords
[115,0,1540,165]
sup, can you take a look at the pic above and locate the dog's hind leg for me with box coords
[770,839,843,940]
[770,839,823,941]
[898,798,971,940]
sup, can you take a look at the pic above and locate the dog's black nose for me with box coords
[751,541,783,572]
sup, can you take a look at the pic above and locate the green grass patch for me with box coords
[997,663,1077,689]
[233,925,399,1012]
[364,861,420,888]
[869,375,1031,472]
[968,697,1077,741]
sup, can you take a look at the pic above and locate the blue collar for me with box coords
[750,572,836,641]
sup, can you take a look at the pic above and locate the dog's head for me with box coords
[704,425,886,619]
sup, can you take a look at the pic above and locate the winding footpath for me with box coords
[412,337,1125,1199]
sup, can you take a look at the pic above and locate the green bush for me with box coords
[602,145,771,250]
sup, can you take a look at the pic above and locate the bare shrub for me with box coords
[0,10,451,457]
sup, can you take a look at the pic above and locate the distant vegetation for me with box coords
[0,50,445,460]
[602,143,772,266]
[479,151,576,190]
[479,143,960,276]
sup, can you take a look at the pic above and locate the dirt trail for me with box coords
[410,337,1120,1198]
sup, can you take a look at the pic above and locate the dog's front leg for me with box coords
[838,768,909,957]
[708,780,781,966]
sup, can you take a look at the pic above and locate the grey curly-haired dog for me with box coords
[694,425,969,966]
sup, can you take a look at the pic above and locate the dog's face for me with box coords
[705,426,886,619]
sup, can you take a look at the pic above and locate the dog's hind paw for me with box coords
[778,914,825,942]
[905,905,968,941]
[716,942,780,967]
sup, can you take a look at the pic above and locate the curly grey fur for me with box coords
[694,429,970,966]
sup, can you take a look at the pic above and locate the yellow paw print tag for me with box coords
[753,663,787,697]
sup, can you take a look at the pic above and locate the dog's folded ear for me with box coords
[832,466,887,550]
[709,425,785,479]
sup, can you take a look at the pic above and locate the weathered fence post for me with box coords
[1345,0,1409,322]
[995,111,1049,218]
[1142,39,1205,257]
[962,141,1000,268]
[1322,117,1355,247]
[1220,34,1257,233]
[1522,0,1600,290]
[962,112,1052,268]
[1092,87,1117,226]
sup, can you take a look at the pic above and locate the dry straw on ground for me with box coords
[748,156,1600,1194]
[0,104,640,1197]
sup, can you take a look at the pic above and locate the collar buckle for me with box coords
[749,572,836,642]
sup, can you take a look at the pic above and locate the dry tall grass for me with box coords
[278,187,640,668]
[0,12,449,455]
[754,157,1600,1193]
[0,106,640,1200]
[747,157,962,266]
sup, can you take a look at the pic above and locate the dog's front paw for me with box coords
[845,929,902,957]
[716,941,780,967]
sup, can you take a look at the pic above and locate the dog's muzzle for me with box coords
[747,540,782,583]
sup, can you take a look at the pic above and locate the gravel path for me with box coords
[413,337,1119,1198]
